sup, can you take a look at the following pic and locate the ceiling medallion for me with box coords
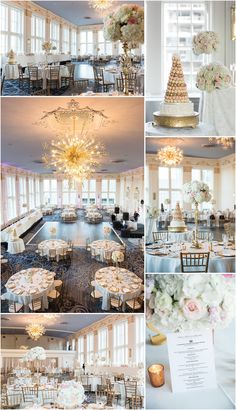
[37,99,109,181]
[209,137,234,150]
[25,323,45,341]
[157,145,183,166]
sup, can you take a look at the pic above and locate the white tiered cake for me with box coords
[168,202,187,232]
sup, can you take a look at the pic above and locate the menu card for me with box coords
[167,330,217,393]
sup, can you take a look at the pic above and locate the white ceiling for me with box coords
[1,314,108,338]
[2,97,144,174]
[146,137,235,159]
[34,1,143,27]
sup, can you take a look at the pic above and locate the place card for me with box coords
[167,330,217,393]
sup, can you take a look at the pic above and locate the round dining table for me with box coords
[38,239,69,261]
[90,240,123,262]
[94,266,143,311]
[5,268,56,311]
[146,241,236,273]
[7,237,25,254]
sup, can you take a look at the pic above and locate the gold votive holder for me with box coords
[148,364,165,387]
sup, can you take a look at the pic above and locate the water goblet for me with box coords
[222,234,229,249]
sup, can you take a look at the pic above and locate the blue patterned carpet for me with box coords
[1,210,144,313]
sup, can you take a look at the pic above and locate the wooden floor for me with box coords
[27,220,122,246]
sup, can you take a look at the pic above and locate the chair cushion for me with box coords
[110,298,122,308]
[29,299,42,311]
[54,280,63,288]
[126,299,141,310]
[47,290,60,299]
[91,290,102,299]
[9,302,23,313]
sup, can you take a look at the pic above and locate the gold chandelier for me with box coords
[26,323,45,341]
[43,135,105,181]
[157,145,183,166]
[209,137,234,150]
[89,0,113,11]
[38,99,109,181]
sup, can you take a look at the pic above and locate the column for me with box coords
[128,316,135,366]
[149,163,158,208]
[77,181,82,208]
[24,9,32,54]
[183,165,192,211]
[116,177,120,206]
[45,17,50,42]
[15,174,20,217]
[1,173,7,225]
[26,175,29,213]
[59,24,63,53]
[57,178,62,208]
[96,177,102,208]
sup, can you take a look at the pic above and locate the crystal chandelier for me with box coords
[26,323,45,341]
[38,99,109,180]
[157,145,183,166]
[209,137,234,150]
[89,0,113,12]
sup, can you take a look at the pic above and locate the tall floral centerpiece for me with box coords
[49,225,57,239]
[56,380,85,409]
[22,346,46,375]
[103,225,111,239]
[147,274,235,333]
[42,41,56,64]
[112,250,124,274]
[183,180,211,248]
[196,63,232,92]
[192,31,219,56]
[104,3,144,94]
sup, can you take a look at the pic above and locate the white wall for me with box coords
[1,334,65,350]
[219,154,235,210]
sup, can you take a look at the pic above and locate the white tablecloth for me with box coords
[4,64,19,79]
[146,321,235,409]
[146,242,236,273]
[5,268,55,311]
[90,240,123,262]
[38,239,69,261]
[8,53,72,67]
[202,87,235,136]
[94,267,143,311]
[145,121,216,136]
[26,65,69,89]
[1,210,43,242]
[8,238,25,254]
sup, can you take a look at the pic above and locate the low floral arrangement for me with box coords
[104,3,144,49]
[112,250,124,263]
[183,180,211,205]
[147,274,235,331]
[42,41,56,53]
[103,226,111,236]
[23,346,46,361]
[57,380,85,409]
[196,63,232,92]
[192,31,219,55]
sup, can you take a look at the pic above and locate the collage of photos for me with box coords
[0,0,235,410]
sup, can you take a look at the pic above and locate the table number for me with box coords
[167,330,217,393]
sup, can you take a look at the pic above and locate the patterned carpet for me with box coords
[1,209,144,313]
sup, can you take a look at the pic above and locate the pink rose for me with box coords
[128,17,137,24]
[181,298,207,320]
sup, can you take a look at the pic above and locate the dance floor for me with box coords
[26,221,122,246]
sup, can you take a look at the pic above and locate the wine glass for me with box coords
[222,234,229,249]
[208,232,214,242]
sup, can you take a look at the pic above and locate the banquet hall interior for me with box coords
[1,0,144,96]
[145,0,235,136]
[145,137,236,273]
[1,313,145,409]
[1,97,144,313]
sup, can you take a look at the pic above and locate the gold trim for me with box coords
[153,112,199,129]
[168,226,188,232]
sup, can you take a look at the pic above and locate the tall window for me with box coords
[191,168,214,210]
[113,320,128,366]
[31,14,45,53]
[97,29,112,55]
[0,4,24,54]
[28,178,35,210]
[6,176,17,221]
[80,30,93,54]
[98,327,109,364]
[78,336,84,366]
[43,179,57,205]
[82,179,96,205]
[50,20,60,51]
[71,29,77,55]
[35,178,41,207]
[135,315,144,365]
[62,180,77,205]
[62,26,70,53]
[163,2,208,91]
[87,333,94,365]
[19,176,27,214]
[101,179,116,205]
[158,167,183,207]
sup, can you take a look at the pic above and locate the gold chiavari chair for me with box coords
[22,386,38,403]
[180,252,210,273]
[124,380,137,408]
[152,231,168,243]
[131,394,143,410]
[41,388,57,405]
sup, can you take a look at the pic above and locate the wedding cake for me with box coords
[153,55,199,128]
[168,202,187,232]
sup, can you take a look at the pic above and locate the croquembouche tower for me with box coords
[153,54,199,128]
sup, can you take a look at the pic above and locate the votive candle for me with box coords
[148,364,165,387]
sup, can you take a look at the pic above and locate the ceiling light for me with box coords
[89,0,113,12]
[209,137,234,150]
[157,145,183,166]
[26,323,45,341]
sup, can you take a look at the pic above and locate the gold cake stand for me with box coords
[168,226,188,232]
[153,111,199,129]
